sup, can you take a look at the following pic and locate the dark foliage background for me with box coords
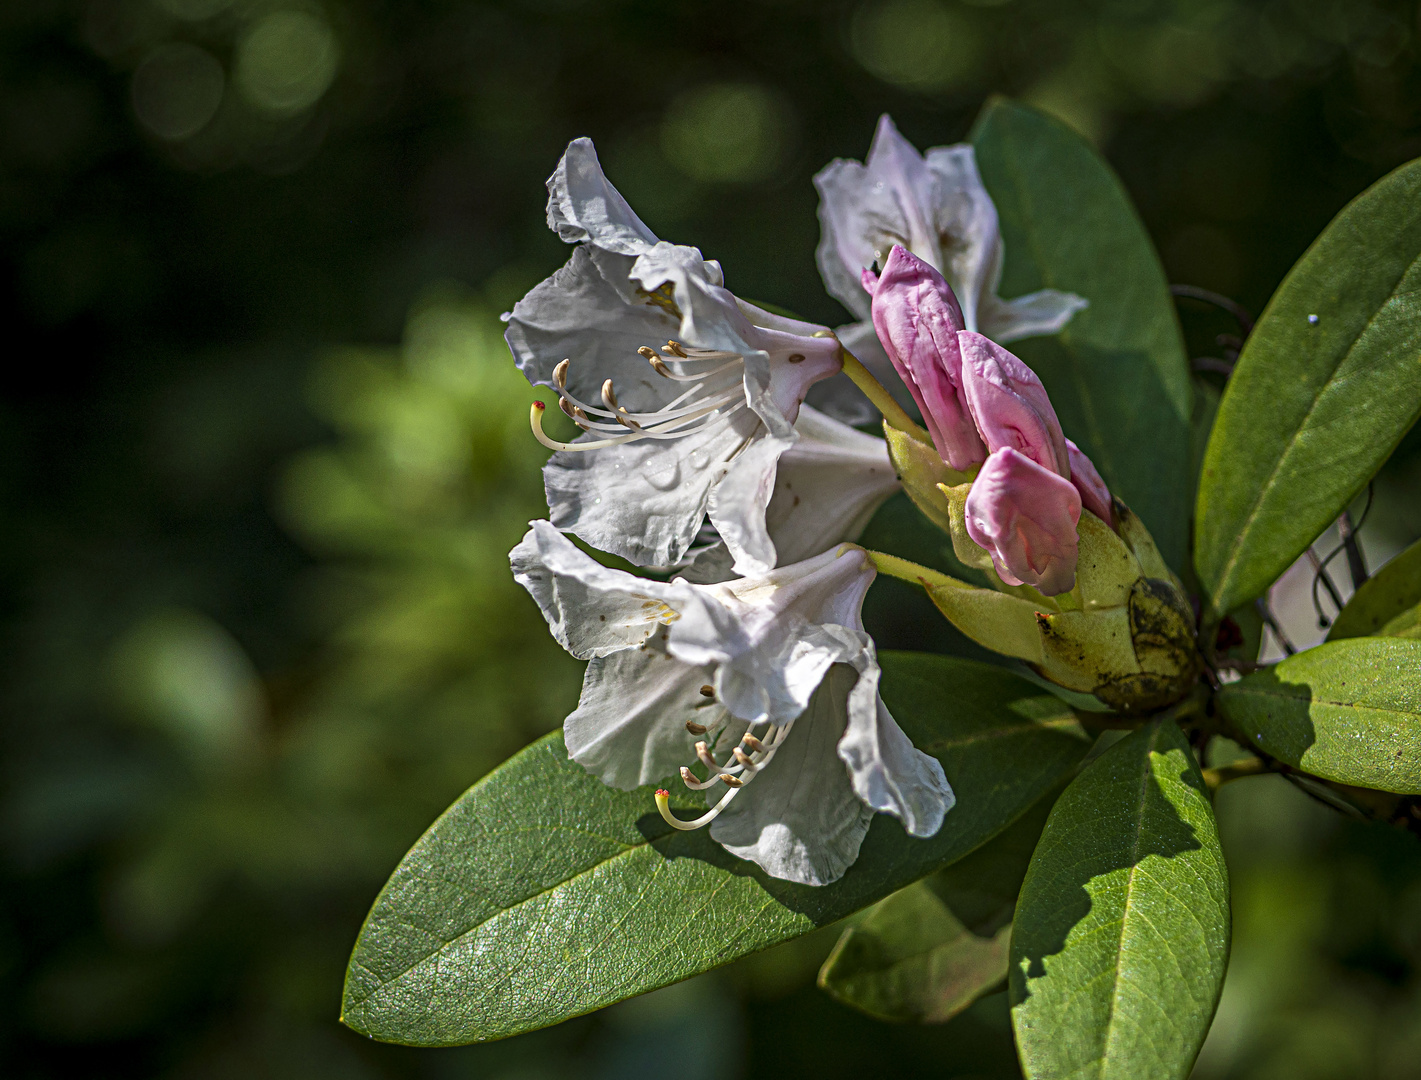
[5,1,1421,1077]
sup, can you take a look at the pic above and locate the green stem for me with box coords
[1201,756,1268,792]
[864,549,965,591]
[839,348,933,444]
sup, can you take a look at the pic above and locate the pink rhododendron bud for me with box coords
[964,447,1082,596]
[863,246,987,470]
[1066,437,1113,524]
[957,331,1070,477]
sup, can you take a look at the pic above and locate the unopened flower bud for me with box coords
[957,331,1069,477]
[865,247,988,470]
[1067,438,1113,526]
[964,447,1081,597]
[921,498,1199,713]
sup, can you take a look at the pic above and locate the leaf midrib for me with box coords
[1226,684,1421,715]
[1096,731,1154,1076]
[1207,250,1421,613]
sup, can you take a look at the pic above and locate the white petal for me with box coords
[765,405,900,565]
[922,144,1001,332]
[509,520,688,659]
[709,665,875,885]
[504,244,682,414]
[978,289,1090,343]
[813,116,939,322]
[671,549,877,726]
[543,415,750,570]
[565,629,740,789]
[546,137,660,255]
[705,428,793,578]
[837,646,954,838]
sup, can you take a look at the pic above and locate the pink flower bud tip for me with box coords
[864,245,987,471]
[965,447,1082,597]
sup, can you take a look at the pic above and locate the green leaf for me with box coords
[817,791,1052,1023]
[1009,719,1229,1080]
[972,98,1192,572]
[1217,637,1421,793]
[1194,158,1421,618]
[341,653,1092,1046]
[1328,538,1421,641]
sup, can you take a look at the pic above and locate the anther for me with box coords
[558,397,577,419]
[615,411,642,431]
[733,748,754,767]
[679,766,698,784]
[699,685,714,698]
[695,741,718,771]
[666,340,688,358]
[638,346,657,361]
[553,358,569,389]
[719,773,744,788]
[685,720,707,735]
[601,379,619,411]
[741,734,765,753]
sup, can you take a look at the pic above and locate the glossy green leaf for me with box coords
[1328,538,1421,641]
[1010,720,1229,1080]
[972,99,1192,572]
[1194,158,1421,619]
[1217,638,1421,793]
[817,792,1052,1023]
[341,653,1091,1046]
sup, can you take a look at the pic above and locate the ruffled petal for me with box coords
[545,137,660,255]
[837,651,953,838]
[668,548,877,726]
[709,665,875,885]
[564,629,739,789]
[705,427,794,578]
[763,405,900,565]
[812,115,938,322]
[509,520,688,659]
[979,289,1090,344]
[504,244,683,415]
[542,414,751,571]
[922,143,1002,331]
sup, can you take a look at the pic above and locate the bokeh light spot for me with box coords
[661,82,796,185]
[234,10,339,116]
[849,0,982,93]
[130,42,224,140]
[153,0,234,21]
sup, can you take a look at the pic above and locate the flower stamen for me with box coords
[656,722,792,825]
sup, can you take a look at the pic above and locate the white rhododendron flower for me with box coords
[510,520,954,886]
[808,115,1087,424]
[505,138,850,577]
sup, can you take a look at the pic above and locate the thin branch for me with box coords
[1255,597,1296,655]
[1170,284,1255,335]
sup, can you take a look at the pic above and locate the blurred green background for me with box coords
[6,0,1421,1076]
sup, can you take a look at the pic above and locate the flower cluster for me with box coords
[504,119,1128,885]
